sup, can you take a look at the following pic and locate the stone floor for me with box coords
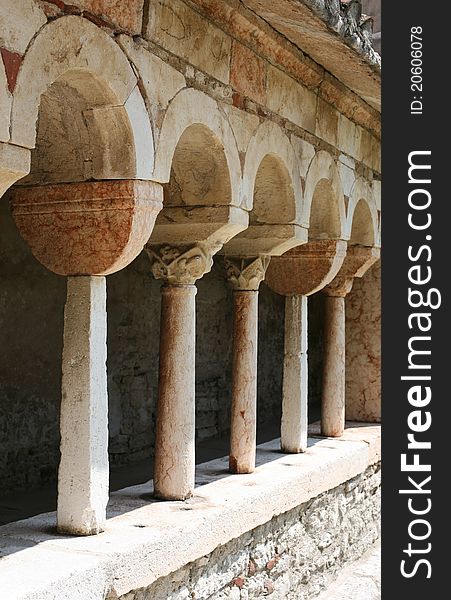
[316,540,381,600]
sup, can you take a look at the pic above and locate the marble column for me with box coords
[58,276,108,535]
[225,256,270,474]
[265,239,347,449]
[321,291,347,437]
[281,294,308,453]
[147,243,216,499]
[11,180,163,534]
[321,246,380,437]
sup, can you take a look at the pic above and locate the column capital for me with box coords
[146,242,220,285]
[224,256,270,291]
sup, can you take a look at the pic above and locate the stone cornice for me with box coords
[184,0,380,138]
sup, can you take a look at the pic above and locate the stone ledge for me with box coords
[0,423,380,599]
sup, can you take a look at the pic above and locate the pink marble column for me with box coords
[225,257,270,474]
[321,246,380,437]
[321,293,346,437]
[147,243,216,499]
[154,284,197,500]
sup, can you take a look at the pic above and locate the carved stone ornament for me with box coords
[225,256,271,291]
[146,243,220,285]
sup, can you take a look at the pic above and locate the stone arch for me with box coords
[346,178,379,246]
[302,151,346,240]
[242,121,302,223]
[10,16,153,180]
[153,89,241,207]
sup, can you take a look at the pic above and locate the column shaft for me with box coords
[281,295,308,453]
[321,295,346,437]
[154,284,196,500]
[229,290,258,474]
[58,276,108,535]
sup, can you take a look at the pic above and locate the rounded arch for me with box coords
[10,16,153,178]
[302,151,346,239]
[242,121,302,223]
[346,178,379,246]
[153,89,241,206]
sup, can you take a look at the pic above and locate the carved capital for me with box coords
[225,256,270,291]
[146,243,219,285]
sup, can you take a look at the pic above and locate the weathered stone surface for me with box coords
[10,16,138,149]
[230,41,267,105]
[281,294,308,453]
[118,463,380,599]
[68,0,144,32]
[345,261,381,421]
[0,0,46,54]
[0,58,10,142]
[118,35,186,125]
[316,541,381,600]
[0,142,30,197]
[222,105,260,153]
[58,276,108,535]
[153,284,197,500]
[321,295,346,437]
[11,180,163,276]
[265,239,347,297]
[0,428,380,598]
[291,136,316,178]
[229,289,259,474]
[146,0,232,84]
[241,0,381,110]
[147,243,218,286]
[315,97,339,147]
[225,256,270,292]
[337,115,362,160]
[266,66,317,134]
[324,245,380,298]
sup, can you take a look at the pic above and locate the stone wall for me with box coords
[0,195,329,493]
[118,463,380,600]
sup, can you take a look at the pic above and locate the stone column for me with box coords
[225,256,270,474]
[11,180,163,534]
[321,246,380,437]
[321,290,347,437]
[58,276,108,535]
[147,244,216,500]
[281,294,308,453]
[265,239,347,448]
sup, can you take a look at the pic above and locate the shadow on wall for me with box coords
[0,203,325,495]
[0,195,64,492]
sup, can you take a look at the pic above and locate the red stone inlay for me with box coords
[1,48,23,94]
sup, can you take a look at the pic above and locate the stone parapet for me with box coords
[0,425,380,599]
